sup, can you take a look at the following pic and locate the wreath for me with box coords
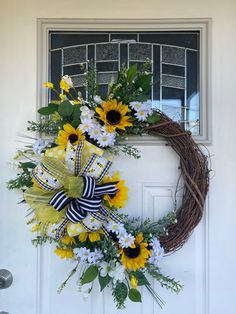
[8,62,209,309]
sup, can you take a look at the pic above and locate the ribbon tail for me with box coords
[56,218,69,239]
[49,190,72,211]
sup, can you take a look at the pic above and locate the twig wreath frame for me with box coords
[145,111,209,253]
[8,62,209,308]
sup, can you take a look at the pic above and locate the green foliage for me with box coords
[81,266,99,285]
[27,120,63,135]
[86,61,98,102]
[98,273,111,291]
[147,266,183,293]
[109,61,152,104]
[146,111,161,124]
[128,288,142,302]
[38,103,59,115]
[58,100,74,117]
[7,161,36,190]
[112,282,128,309]
[32,235,57,247]
[130,271,150,286]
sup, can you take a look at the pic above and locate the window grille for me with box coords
[49,31,200,135]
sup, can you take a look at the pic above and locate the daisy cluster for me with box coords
[79,104,116,148]
[148,237,164,266]
[106,221,135,248]
[129,101,153,122]
[74,247,103,265]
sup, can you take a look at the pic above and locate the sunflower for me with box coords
[95,99,132,132]
[61,235,76,245]
[102,171,128,208]
[54,247,74,259]
[56,123,85,149]
[119,233,151,271]
[78,230,103,242]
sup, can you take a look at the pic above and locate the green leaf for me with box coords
[71,119,80,129]
[81,266,98,285]
[146,112,160,124]
[98,274,111,291]
[127,64,137,83]
[128,289,142,303]
[19,162,36,170]
[131,271,150,286]
[48,102,59,111]
[38,106,56,115]
[58,100,74,117]
[72,105,81,120]
[112,282,128,309]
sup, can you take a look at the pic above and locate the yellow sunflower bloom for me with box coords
[43,82,54,89]
[61,235,76,245]
[54,247,74,259]
[78,230,103,243]
[119,233,151,271]
[130,275,138,289]
[56,123,85,149]
[95,99,132,132]
[102,171,128,208]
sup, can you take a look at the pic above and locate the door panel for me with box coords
[35,146,208,314]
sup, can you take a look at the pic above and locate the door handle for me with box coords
[0,269,13,289]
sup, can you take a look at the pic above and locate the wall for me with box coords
[1,1,236,313]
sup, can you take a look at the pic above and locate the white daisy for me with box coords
[106,221,125,235]
[78,118,97,133]
[97,129,116,147]
[80,107,95,121]
[118,233,135,248]
[73,247,90,262]
[129,101,143,111]
[88,125,102,140]
[134,109,149,121]
[87,248,103,264]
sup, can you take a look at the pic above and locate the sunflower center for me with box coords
[68,134,78,143]
[106,110,122,125]
[124,245,140,258]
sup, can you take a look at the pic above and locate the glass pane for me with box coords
[49,31,200,135]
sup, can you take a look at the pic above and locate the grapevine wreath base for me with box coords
[8,63,209,308]
[145,111,209,253]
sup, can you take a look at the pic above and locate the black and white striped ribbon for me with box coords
[49,175,119,224]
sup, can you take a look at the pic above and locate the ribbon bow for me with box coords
[31,141,119,237]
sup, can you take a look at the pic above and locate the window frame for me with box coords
[37,18,212,144]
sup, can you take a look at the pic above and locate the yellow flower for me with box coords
[43,82,54,89]
[59,93,66,101]
[60,79,71,92]
[95,99,132,132]
[54,247,74,259]
[30,223,40,232]
[78,230,103,242]
[61,235,76,245]
[130,275,138,289]
[56,123,85,149]
[102,171,128,208]
[73,100,80,105]
[119,233,151,271]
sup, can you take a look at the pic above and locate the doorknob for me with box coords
[0,269,13,289]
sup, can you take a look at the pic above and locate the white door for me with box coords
[1,2,236,314]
